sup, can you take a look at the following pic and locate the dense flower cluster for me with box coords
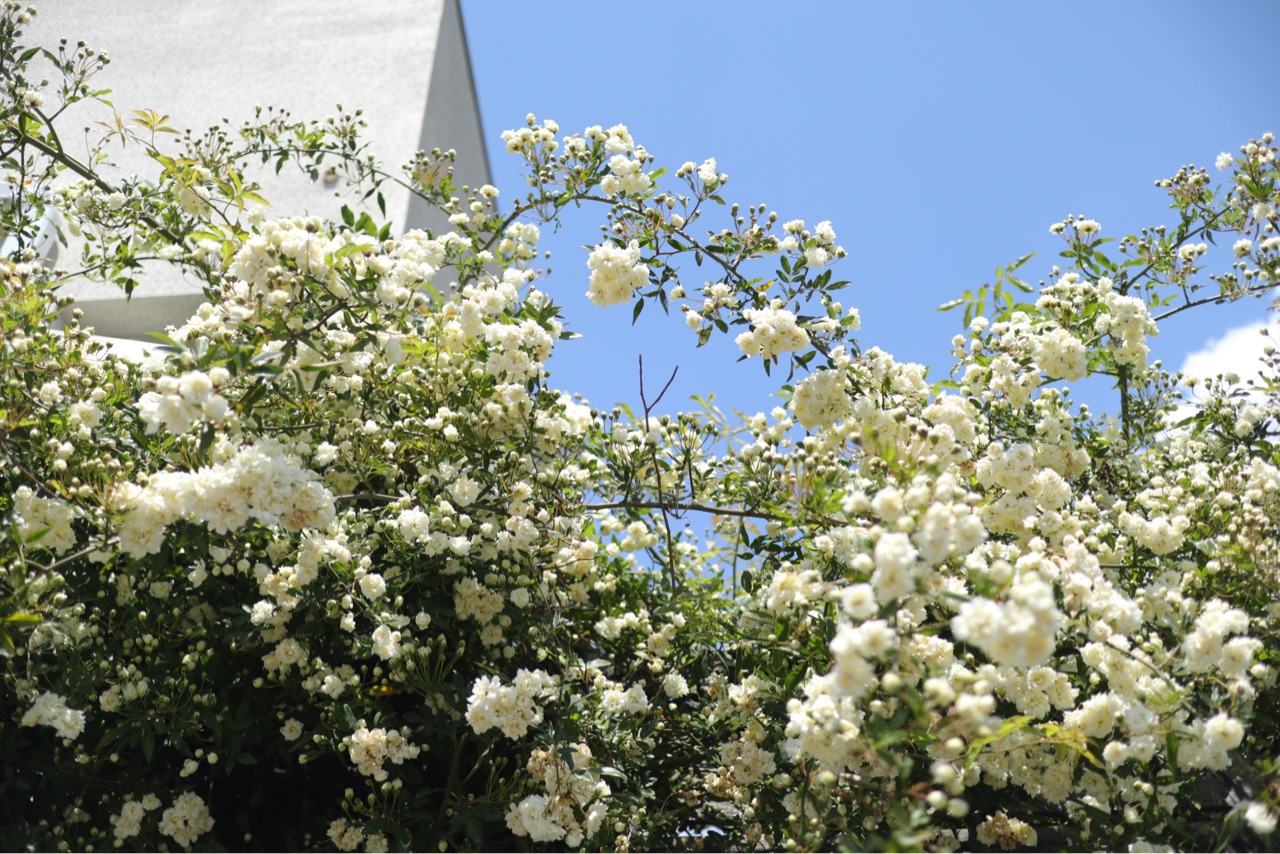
[735,302,809,360]
[586,239,649,307]
[506,744,611,845]
[789,367,854,431]
[112,437,336,557]
[157,793,214,848]
[19,691,86,740]
[344,723,422,782]
[136,369,231,434]
[3,12,1280,850]
[466,669,558,740]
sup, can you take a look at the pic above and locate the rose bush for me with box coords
[3,4,1280,851]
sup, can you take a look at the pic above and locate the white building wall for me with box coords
[22,0,488,341]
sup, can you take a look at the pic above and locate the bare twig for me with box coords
[638,355,680,594]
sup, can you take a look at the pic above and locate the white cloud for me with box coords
[1164,313,1278,430]
[1178,313,1279,385]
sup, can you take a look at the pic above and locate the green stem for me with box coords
[1118,363,1131,445]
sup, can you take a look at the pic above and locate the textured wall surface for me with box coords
[22,0,488,340]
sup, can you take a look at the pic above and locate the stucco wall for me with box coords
[21,0,488,340]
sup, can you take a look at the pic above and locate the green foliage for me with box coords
[3,4,1280,852]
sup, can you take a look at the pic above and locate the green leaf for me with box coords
[144,331,186,351]
[939,289,972,314]
[1213,800,1248,852]
[198,423,216,455]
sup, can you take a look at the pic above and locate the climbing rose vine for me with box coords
[3,4,1280,851]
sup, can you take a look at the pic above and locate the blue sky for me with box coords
[461,1,1280,420]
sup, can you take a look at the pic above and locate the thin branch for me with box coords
[33,537,121,575]
[333,493,402,504]
[580,499,781,523]
[15,128,186,247]
[639,355,680,593]
[1153,282,1279,324]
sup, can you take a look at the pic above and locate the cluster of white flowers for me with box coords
[370,623,402,660]
[1034,325,1088,381]
[137,368,230,435]
[157,792,214,848]
[497,222,541,260]
[378,228,451,305]
[952,571,1063,668]
[704,726,778,804]
[484,316,555,381]
[830,619,897,699]
[870,531,920,602]
[975,441,1074,537]
[789,368,853,431]
[735,303,809,360]
[663,671,690,698]
[504,795,567,844]
[975,811,1037,848]
[113,437,336,557]
[718,730,777,788]
[228,216,342,295]
[466,669,557,740]
[108,794,161,842]
[594,608,649,640]
[1181,599,1253,674]
[501,115,560,156]
[601,152,652,198]
[20,691,86,739]
[344,723,423,782]
[99,672,149,711]
[12,485,76,554]
[1097,280,1158,371]
[176,181,212,217]
[803,220,843,268]
[598,680,650,716]
[763,565,826,615]
[506,744,611,846]
[1049,214,1100,237]
[1119,509,1189,555]
[586,240,649,307]
[783,672,866,773]
[1179,711,1246,772]
[327,818,367,852]
[775,219,845,268]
